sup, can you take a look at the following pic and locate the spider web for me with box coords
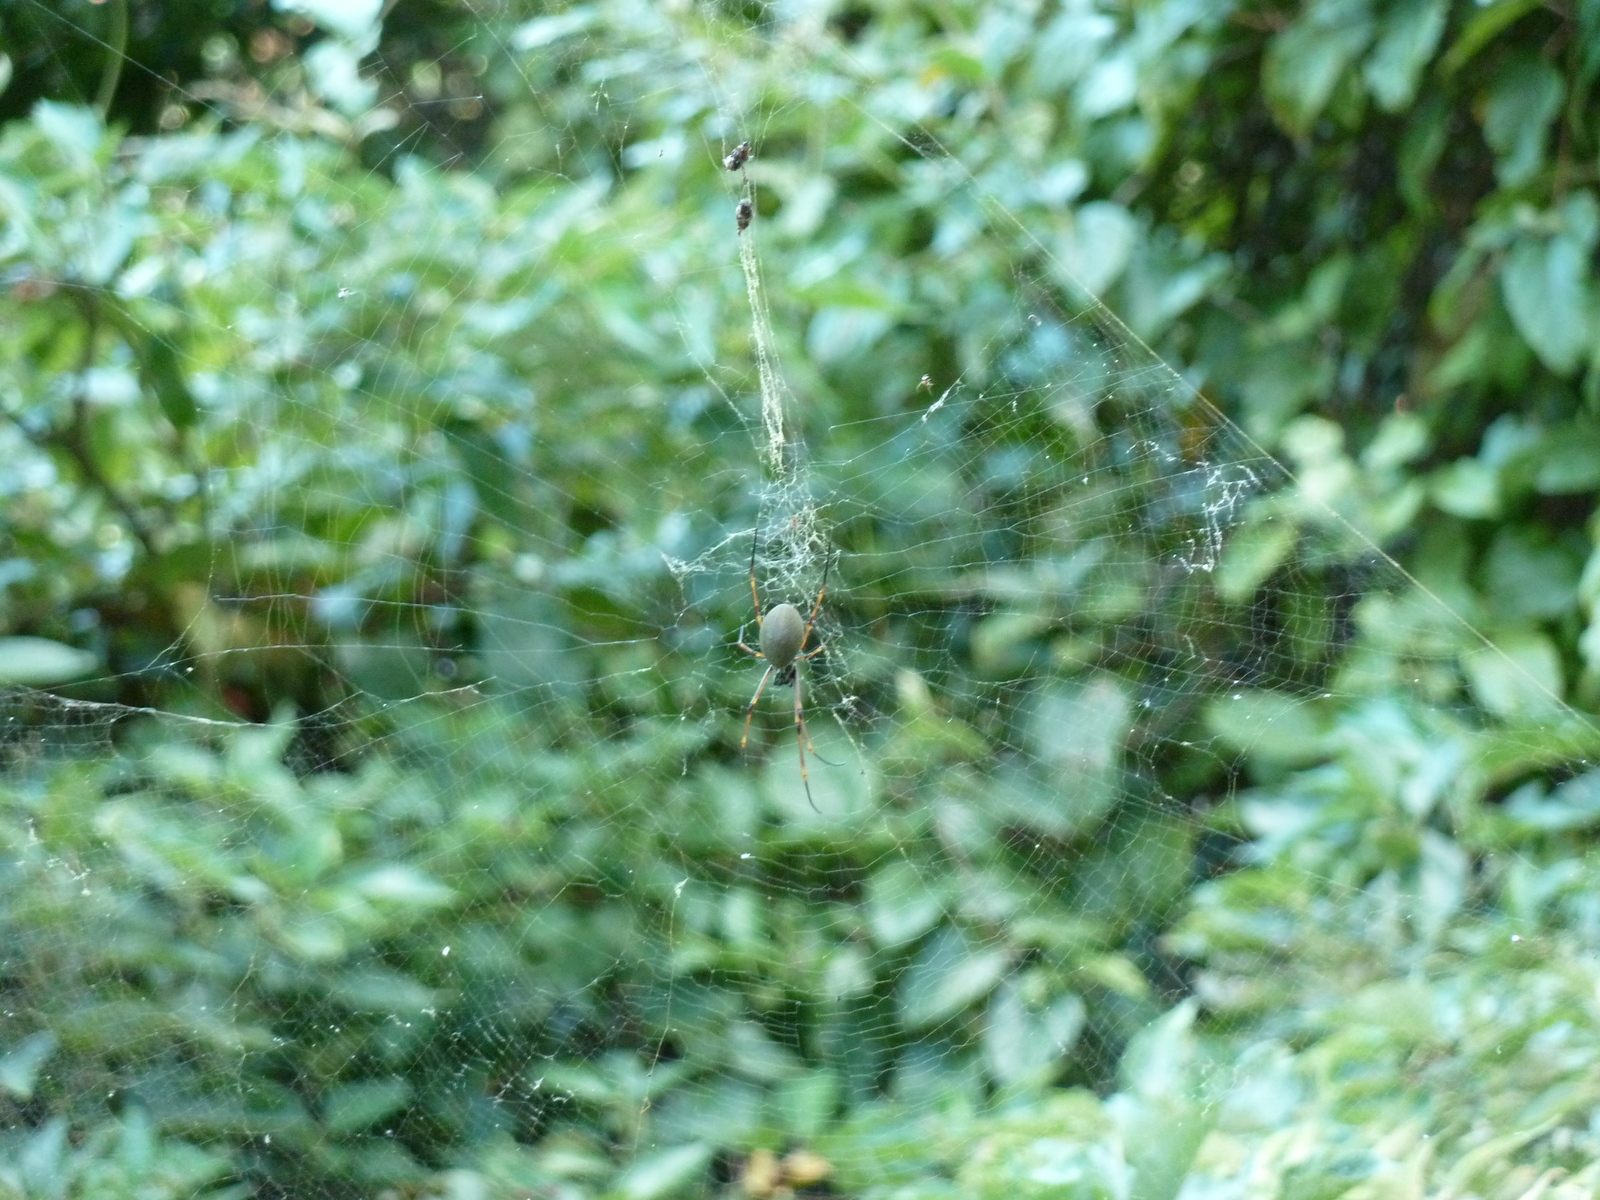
[0,1,1589,1197]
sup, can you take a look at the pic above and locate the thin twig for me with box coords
[9,296,162,559]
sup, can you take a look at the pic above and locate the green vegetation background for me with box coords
[3,0,1600,1197]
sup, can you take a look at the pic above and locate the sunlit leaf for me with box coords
[0,1032,58,1101]
[1483,55,1564,187]
[1362,0,1446,110]
[1501,232,1595,375]
[0,637,97,686]
[1262,0,1375,138]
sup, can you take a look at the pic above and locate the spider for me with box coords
[737,533,833,810]
[724,140,752,171]
[735,197,754,233]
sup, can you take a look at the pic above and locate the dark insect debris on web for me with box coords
[724,140,751,171]
[736,198,753,233]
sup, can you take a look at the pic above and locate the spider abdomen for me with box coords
[760,602,806,671]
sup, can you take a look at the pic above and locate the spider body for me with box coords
[724,140,751,171]
[759,602,806,681]
[737,536,831,810]
[736,198,753,232]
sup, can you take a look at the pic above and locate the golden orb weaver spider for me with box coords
[737,532,833,811]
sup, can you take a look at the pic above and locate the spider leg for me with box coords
[796,689,844,768]
[794,665,818,813]
[797,639,826,661]
[748,526,763,623]
[736,641,764,658]
[741,665,774,750]
[794,556,833,656]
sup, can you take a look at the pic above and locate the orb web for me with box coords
[0,0,1588,1197]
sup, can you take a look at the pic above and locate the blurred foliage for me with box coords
[3,0,1600,1195]
[1,0,506,158]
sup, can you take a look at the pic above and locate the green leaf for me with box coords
[1439,0,1541,75]
[775,1070,839,1140]
[350,864,455,908]
[1361,411,1429,472]
[1118,999,1197,1102]
[1238,341,1332,440]
[0,637,98,686]
[1054,202,1136,297]
[1440,457,1497,518]
[1417,829,1466,940]
[1110,1003,1208,1200]
[612,1142,714,1200]
[1072,814,1195,932]
[1485,525,1581,621]
[0,1032,58,1101]
[142,331,199,429]
[1216,509,1297,603]
[321,1077,412,1135]
[1077,54,1138,118]
[1534,423,1600,493]
[1026,678,1131,832]
[1482,55,1563,187]
[1398,95,1449,211]
[957,1093,1122,1199]
[1463,630,1564,719]
[1262,0,1375,138]
[32,102,104,174]
[899,927,1010,1029]
[1120,237,1227,340]
[1501,233,1594,376]
[1505,768,1600,831]
[1204,689,1334,765]
[19,1117,67,1196]
[971,611,1054,677]
[511,5,599,49]
[1579,0,1600,84]
[929,47,987,83]
[475,580,585,704]
[277,0,382,40]
[867,860,946,948]
[762,729,870,822]
[728,1018,802,1081]
[985,980,1084,1086]
[326,969,440,1015]
[1362,0,1447,111]
[807,306,893,365]
[1030,677,1130,775]
[1430,416,1543,518]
